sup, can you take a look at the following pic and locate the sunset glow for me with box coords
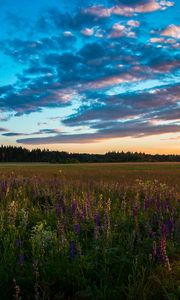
[0,0,179,154]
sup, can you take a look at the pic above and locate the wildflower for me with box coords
[71,200,77,218]
[74,223,80,235]
[161,223,168,237]
[55,201,61,219]
[156,233,172,271]
[144,196,151,211]
[156,198,161,214]
[94,212,101,239]
[16,239,23,248]
[165,218,173,236]
[149,230,156,239]
[2,181,7,194]
[94,212,101,227]
[8,201,18,224]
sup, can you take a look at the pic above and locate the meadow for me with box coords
[0,163,179,299]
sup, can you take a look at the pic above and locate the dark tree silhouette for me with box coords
[0,145,179,163]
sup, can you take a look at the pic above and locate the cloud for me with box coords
[2,128,61,137]
[0,84,73,115]
[62,84,180,127]
[161,24,180,39]
[84,0,174,18]
[1,34,179,116]
[0,0,178,148]
[83,73,143,90]
[16,121,180,145]
[150,24,180,48]
[109,22,136,38]
[0,127,8,132]
[162,136,180,140]
[81,28,94,36]
[63,31,74,37]
[2,132,24,137]
[83,6,111,18]
[127,20,140,27]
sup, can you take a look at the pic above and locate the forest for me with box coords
[0,145,180,163]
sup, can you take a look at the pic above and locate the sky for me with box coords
[0,0,180,154]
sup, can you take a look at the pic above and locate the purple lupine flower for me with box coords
[144,196,151,211]
[94,212,101,227]
[156,198,161,213]
[161,224,168,238]
[2,181,7,193]
[61,195,65,213]
[16,239,23,248]
[55,201,61,219]
[57,221,62,234]
[71,200,77,218]
[149,230,156,239]
[157,235,167,263]
[74,223,80,235]
[158,235,172,271]
[69,241,75,259]
[163,200,170,213]
[165,218,173,235]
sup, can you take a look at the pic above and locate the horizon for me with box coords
[1,144,180,156]
[0,0,180,154]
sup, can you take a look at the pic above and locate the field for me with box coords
[0,163,179,299]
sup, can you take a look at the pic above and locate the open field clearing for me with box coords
[0,163,179,299]
[1,162,180,187]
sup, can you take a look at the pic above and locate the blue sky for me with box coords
[0,0,180,153]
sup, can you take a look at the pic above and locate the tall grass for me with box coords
[0,171,179,299]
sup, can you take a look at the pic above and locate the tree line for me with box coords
[0,145,179,163]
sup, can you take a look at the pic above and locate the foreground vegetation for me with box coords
[0,164,179,299]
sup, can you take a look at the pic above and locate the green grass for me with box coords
[0,164,179,299]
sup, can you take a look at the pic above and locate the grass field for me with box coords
[0,163,179,299]
[1,162,180,186]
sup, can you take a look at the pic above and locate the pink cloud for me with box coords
[83,1,174,18]
[112,0,174,16]
[111,0,162,16]
[150,37,165,43]
[81,28,94,36]
[109,22,136,39]
[150,37,177,45]
[127,20,140,27]
[134,0,161,13]
[161,25,180,39]
[85,73,142,89]
[151,60,180,72]
[83,6,111,18]
[111,6,134,17]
